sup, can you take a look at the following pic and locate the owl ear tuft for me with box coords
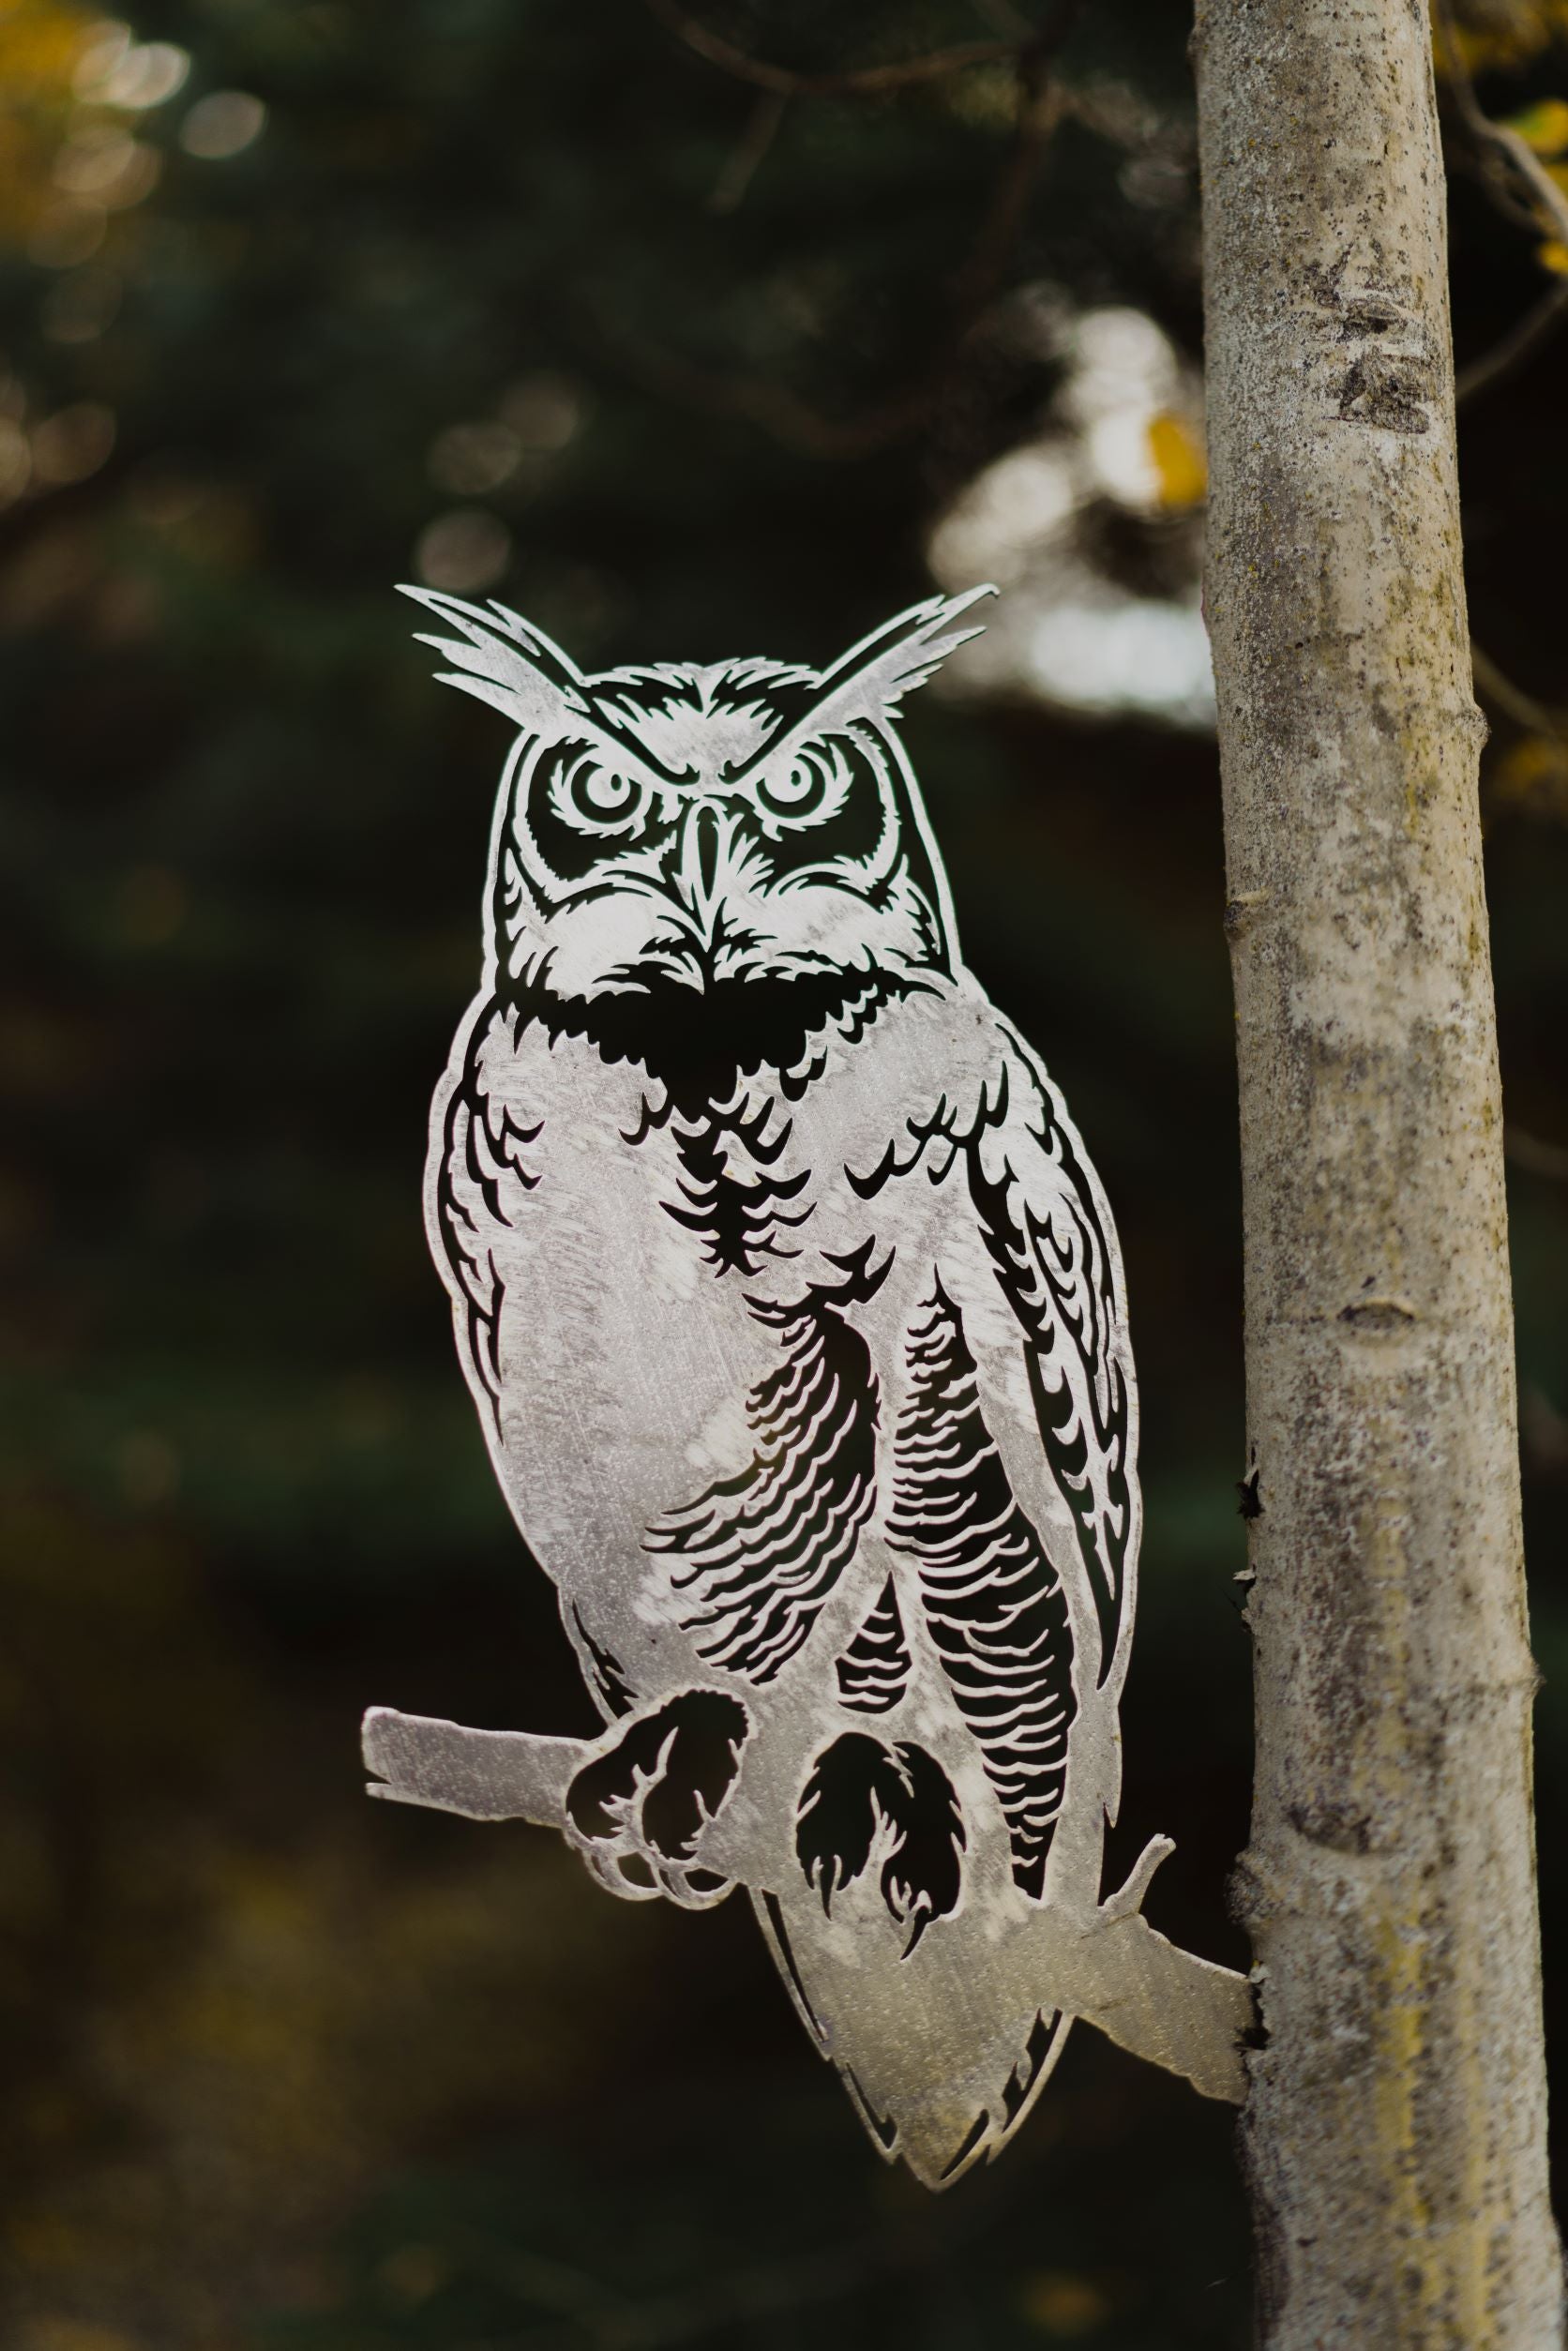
[397,585,591,738]
[814,585,996,723]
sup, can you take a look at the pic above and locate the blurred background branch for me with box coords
[639,0,1027,97]
[618,3,1084,456]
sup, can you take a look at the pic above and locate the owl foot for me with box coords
[565,1688,749,1909]
[796,1730,965,1956]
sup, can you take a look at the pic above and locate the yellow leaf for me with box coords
[16,2323,140,2351]
[1018,2269,1111,2337]
[0,5,107,99]
[1147,410,1207,509]
[0,5,128,249]
[1432,6,1558,77]
[1538,238,1568,274]
[1494,731,1568,805]
[1504,97,1568,155]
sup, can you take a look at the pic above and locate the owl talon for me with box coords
[565,1689,749,1909]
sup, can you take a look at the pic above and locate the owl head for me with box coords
[403,584,994,1005]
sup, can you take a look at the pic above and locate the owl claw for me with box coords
[580,1846,665,1904]
[564,1689,749,1911]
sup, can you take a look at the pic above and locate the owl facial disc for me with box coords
[400,584,995,1001]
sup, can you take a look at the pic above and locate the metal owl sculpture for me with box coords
[364,586,1247,2186]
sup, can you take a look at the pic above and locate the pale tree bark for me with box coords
[1192,4,1562,2343]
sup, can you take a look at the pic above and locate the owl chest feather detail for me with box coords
[432,973,1124,1744]
[445,980,992,1495]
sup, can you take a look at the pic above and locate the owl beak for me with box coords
[675,801,731,936]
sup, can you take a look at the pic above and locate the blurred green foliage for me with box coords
[1,4,1566,2347]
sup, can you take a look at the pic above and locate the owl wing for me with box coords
[958,1027,1139,1700]
[426,998,544,1439]
[746,1028,1140,2188]
[643,1282,882,1686]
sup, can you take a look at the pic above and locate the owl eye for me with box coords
[757,746,837,822]
[558,753,648,832]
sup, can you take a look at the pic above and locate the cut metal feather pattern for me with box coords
[644,1295,879,1684]
[364,587,1249,2190]
[834,1578,912,1715]
[888,1284,1077,1898]
[965,1065,1136,1690]
[434,1007,544,1429]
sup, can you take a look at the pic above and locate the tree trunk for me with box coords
[1191,3,1562,2343]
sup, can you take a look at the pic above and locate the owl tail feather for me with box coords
[754,1835,1250,2188]
[362,1704,1249,2186]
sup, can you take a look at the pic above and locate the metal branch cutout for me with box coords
[363,588,1247,2185]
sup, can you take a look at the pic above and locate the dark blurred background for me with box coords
[3,4,1567,2345]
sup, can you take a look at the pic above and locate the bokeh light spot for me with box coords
[179,91,266,160]
[415,508,511,595]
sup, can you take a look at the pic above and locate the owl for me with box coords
[374,585,1148,2187]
